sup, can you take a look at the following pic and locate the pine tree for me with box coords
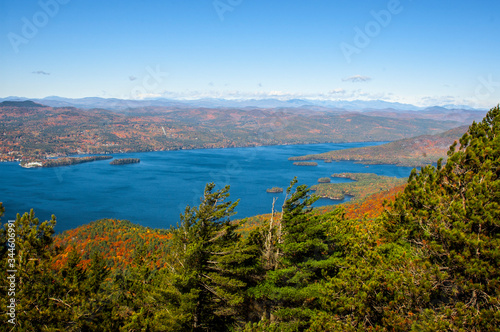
[61,247,86,287]
[251,178,342,331]
[163,183,251,331]
[0,210,65,330]
[383,105,500,330]
[114,243,172,331]
[309,210,429,331]
[52,246,119,331]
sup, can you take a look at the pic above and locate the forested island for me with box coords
[110,158,140,165]
[20,156,112,168]
[0,106,498,331]
[266,187,284,193]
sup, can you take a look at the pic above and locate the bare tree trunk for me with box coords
[263,197,277,270]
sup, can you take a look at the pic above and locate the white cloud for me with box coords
[415,95,493,109]
[134,92,162,99]
[112,88,485,108]
[329,88,346,95]
[32,70,50,75]
[342,75,372,83]
[155,89,393,102]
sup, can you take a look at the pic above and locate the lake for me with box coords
[0,142,415,232]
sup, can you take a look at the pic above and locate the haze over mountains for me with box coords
[0,96,484,112]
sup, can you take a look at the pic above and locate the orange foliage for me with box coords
[314,184,406,221]
[52,219,172,271]
[344,184,406,220]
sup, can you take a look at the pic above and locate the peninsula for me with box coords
[289,126,468,167]
[20,156,112,168]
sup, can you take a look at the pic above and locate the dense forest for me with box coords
[0,105,499,331]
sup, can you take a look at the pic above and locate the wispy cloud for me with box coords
[116,88,484,109]
[32,70,50,75]
[329,88,346,95]
[342,75,372,83]
[129,76,137,81]
[155,89,393,102]
[402,95,489,109]
[133,92,163,99]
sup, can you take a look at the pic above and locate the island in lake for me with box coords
[110,158,141,165]
[21,156,112,168]
[266,187,284,193]
[311,173,407,201]
[293,161,318,166]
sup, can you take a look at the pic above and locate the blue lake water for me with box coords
[0,142,415,233]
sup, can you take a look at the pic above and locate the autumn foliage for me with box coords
[52,219,171,271]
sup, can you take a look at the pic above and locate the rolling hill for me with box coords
[289,125,469,167]
[0,102,473,161]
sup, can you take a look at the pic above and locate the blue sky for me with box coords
[0,0,499,108]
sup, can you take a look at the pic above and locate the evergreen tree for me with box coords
[309,212,429,331]
[61,247,86,287]
[56,246,118,330]
[383,105,500,330]
[163,183,251,331]
[251,178,342,331]
[0,210,65,330]
[113,244,167,331]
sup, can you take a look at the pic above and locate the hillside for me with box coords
[0,100,46,108]
[289,125,469,166]
[0,103,467,161]
[52,219,171,270]
[0,106,498,331]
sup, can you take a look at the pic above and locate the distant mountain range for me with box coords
[0,96,485,112]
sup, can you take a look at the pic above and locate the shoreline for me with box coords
[9,140,391,168]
